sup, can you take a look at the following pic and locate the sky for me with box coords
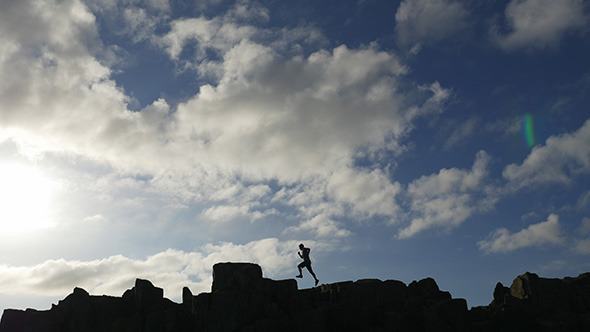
[0,0,589,312]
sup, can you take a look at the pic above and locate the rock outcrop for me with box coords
[1,263,590,331]
[472,272,590,331]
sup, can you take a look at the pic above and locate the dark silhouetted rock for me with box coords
[469,271,590,331]
[2,264,590,331]
[212,262,262,292]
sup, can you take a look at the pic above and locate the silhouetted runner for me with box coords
[295,243,319,286]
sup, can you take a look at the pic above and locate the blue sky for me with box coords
[0,0,589,311]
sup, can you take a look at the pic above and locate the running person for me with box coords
[295,243,319,286]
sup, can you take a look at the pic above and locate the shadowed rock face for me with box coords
[1,264,590,331]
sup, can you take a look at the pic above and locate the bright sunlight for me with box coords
[0,163,56,234]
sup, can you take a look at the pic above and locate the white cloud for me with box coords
[0,0,453,241]
[170,43,438,183]
[158,5,321,77]
[0,238,325,299]
[201,203,274,223]
[82,214,108,224]
[395,0,470,47]
[0,0,98,51]
[503,119,590,190]
[202,204,250,222]
[327,168,402,218]
[398,150,497,238]
[162,41,448,235]
[492,0,588,51]
[0,1,134,146]
[283,214,352,238]
[478,214,565,253]
[161,17,257,61]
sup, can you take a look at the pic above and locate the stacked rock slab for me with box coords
[471,272,590,331]
[2,264,590,331]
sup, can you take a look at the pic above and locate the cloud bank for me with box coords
[0,238,323,300]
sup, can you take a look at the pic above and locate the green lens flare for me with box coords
[524,113,535,148]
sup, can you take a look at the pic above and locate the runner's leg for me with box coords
[296,262,304,277]
[307,264,319,285]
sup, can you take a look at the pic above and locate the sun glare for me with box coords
[0,163,56,234]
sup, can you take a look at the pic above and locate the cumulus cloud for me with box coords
[160,16,258,70]
[157,33,449,236]
[0,238,324,299]
[398,150,497,238]
[327,168,402,218]
[0,0,454,241]
[198,183,276,222]
[478,214,565,253]
[170,47,443,183]
[283,214,352,238]
[201,204,275,222]
[395,0,470,47]
[202,205,251,222]
[492,0,589,51]
[158,4,322,77]
[0,0,135,155]
[503,119,590,190]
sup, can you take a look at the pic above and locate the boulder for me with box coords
[211,262,263,292]
[132,278,165,313]
[407,277,452,309]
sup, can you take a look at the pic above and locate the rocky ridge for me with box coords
[1,262,590,331]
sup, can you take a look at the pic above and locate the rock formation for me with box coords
[1,263,590,331]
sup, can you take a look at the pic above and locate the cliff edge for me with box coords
[1,262,590,331]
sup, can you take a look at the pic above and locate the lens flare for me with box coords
[523,113,535,149]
